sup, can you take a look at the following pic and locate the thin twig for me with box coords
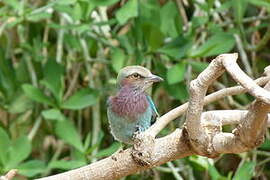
[28,116,42,141]
[148,76,270,136]
[221,15,270,27]
[175,0,188,29]
[252,26,270,51]
[63,63,82,100]
[167,162,184,180]
[25,56,38,87]
[234,34,253,76]
[56,16,65,64]
[42,20,50,64]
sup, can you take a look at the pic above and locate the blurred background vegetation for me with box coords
[0,0,270,179]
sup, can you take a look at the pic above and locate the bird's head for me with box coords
[117,66,163,91]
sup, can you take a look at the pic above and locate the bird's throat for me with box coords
[110,86,149,119]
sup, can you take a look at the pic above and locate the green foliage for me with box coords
[48,160,85,171]
[42,60,64,104]
[111,48,126,72]
[233,161,256,180]
[55,120,84,152]
[0,0,269,179]
[61,88,99,110]
[116,0,138,25]
[167,62,186,85]
[0,128,32,173]
[22,84,56,107]
[94,142,121,158]
[189,32,236,58]
[17,160,46,177]
[42,109,66,121]
[0,128,10,166]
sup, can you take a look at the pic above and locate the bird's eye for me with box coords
[127,73,142,79]
[132,73,140,78]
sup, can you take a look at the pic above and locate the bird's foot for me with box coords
[111,144,125,161]
[131,132,155,166]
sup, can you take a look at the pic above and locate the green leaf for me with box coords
[166,82,188,102]
[2,0,20,10]
[233,0,247,24]
[95,142,121,158]
[86,131,104,155]
[259,139,270,150]
[56,0,76,5]
[64,33,82,51]
[42,60,64,104]
[116,0,138,25]
[7,136,31,168]
[111,48,126,73]
[91,0,120,7]
[167,62,186,85]
[142,23,164,50]
[83,132,91,151]
[49,160,85,170]
[247,0,270,11]
[17,160,46,177]
[53,4,74,15]
[207,161,227,180]
[158,37,192,59]
[235,94,250,105]
[73,3,82,21]
[71,149,87,163]
[118,35,134,54]
[61,88,98,110]
[22,84,55,107]
[189,156,209,170]
[233,161,255,180]
[189,61,209,73]
[8,94,33,114]
[0,127,10,165]
[42,109,66,121]
[0,50,17,99]
[55,120,84,152]
[215,1,232,13]
[27,12,52,22]
[191,16,209,29]
[160,1,179,38]
[189,32,235,58]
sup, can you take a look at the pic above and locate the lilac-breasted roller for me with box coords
[107,66,163,144]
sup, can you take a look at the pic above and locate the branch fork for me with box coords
[185,53,270,157]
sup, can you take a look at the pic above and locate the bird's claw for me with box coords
[131,132,155,166]
[111,144,125,161]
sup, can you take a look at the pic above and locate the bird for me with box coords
[107,66,163,144]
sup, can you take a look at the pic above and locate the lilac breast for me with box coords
[109,87,149,119]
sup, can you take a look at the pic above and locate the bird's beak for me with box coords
[147,74,164,82]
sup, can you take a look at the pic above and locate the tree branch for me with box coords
[36,53,270,180]
[37,129,192,180]
[213,81,270,153]
[201,110,270,127]
[147,76,270,137]
[0,170,17,180]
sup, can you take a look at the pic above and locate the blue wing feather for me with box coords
[146,95,159,117]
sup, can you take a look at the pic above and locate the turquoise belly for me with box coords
[107,106,152,144]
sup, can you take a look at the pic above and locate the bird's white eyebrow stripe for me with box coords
[126,70,149,77]
[129,73,146,78]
